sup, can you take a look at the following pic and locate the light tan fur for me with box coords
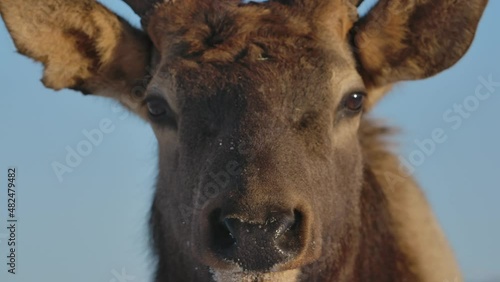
[363,121,462,281]
[0,0,150,111]
[211,268,300,282]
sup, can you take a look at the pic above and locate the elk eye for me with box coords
[147,98,167,117]
[145,97,177,128]
[343,92,366,113]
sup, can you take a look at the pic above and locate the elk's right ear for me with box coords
[0,0,152,115]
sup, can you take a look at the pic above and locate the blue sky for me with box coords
[0,1,498,281]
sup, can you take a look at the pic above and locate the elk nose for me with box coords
[210,209,303,271]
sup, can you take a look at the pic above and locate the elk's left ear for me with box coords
[0,0,151,113]
[352,0,488,89]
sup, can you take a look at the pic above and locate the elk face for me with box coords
[146,0,366,278]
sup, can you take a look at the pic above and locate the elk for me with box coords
[0,0,489,281]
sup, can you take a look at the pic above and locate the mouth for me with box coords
[210,268,301,282]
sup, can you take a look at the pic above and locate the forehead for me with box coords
[146,0,359,104]
[147,0,356,64]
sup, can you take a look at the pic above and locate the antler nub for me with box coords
[122,0,161,17]
[350,0,364,7]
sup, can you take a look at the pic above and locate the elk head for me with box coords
[0,0,488,281]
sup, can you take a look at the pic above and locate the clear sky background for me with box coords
[0,1,498,282]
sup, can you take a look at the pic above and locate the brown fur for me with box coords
[0,0,489,281]
[352,0,489,88]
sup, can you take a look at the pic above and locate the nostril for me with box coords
[271,210,297,238]
[209,209,235,250]
[223,218,238,239]
[291,209,303,232]
[276,209,303,252]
